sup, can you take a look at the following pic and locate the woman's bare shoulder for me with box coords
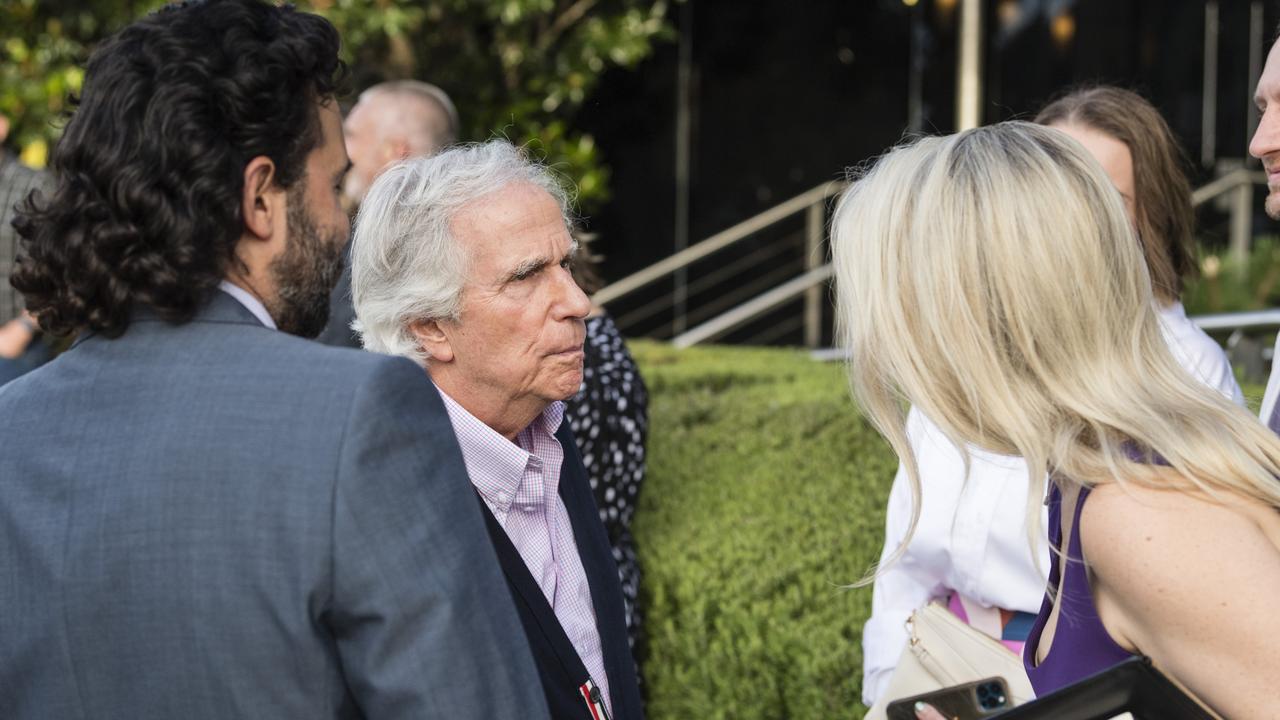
[1075,476,1280,719]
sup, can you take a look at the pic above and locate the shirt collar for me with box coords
[217,280,277,330]
[531,399,566,438]
[1157,300,1187,324]
[436,387,564,514]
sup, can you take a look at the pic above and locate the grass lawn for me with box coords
[630,340,1267,719]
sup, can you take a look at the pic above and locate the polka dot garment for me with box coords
[565,313,648,652]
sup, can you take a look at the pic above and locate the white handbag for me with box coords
[864,602,1035,719]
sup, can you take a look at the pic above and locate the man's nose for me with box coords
[557,267,593,320]
[1251,106,1280,161]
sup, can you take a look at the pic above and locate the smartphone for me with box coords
[885,677,1013,720]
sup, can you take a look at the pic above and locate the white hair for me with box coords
[350,140,574,364]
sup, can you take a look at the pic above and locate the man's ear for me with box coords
[241,156,284,241]
[409,318,454,363]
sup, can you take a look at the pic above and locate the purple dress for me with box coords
[1023,482,1135,695]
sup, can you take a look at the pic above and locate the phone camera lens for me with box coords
[975,681,1008,710]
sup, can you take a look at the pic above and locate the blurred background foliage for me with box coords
[1184,237,1280,316]
[0,0,674,213]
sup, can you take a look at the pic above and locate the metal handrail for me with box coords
[1190,167,1265,206]
[601,162,1269,349]
[672,265,834,348]
[592,180,846,305]
[1190,309,1280,332]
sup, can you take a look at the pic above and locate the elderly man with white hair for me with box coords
[350,140,644,720]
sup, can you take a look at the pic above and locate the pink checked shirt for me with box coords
[437,388,612,715]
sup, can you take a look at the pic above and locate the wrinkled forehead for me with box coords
[454,182,569,235]
[452,182,571,263]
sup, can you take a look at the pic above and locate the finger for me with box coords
[914,701,951,720]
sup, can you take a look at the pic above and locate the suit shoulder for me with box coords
[248,331,423,385]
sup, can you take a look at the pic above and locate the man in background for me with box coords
[0,112,51,384]
[317,80,459,347]
[0,2,546,717]
[1253,34,1280,430]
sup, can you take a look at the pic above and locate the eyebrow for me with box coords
[502,239,579,284]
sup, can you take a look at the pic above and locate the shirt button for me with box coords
[496,490,510,503]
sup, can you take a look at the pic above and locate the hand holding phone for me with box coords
[884,677,1012,720]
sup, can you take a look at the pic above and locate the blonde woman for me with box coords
[860,87,1244,709]
[834,121,1280,718]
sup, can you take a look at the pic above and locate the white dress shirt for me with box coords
[860,301,1244,706]
[1262,335,1280,424]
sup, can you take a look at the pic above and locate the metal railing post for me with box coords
[1231,176,1253,278]
[956,0,984,131]
[803,201,825,348]
[1202,2,1220,167]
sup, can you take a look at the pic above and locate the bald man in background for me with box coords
[317,80,460,348]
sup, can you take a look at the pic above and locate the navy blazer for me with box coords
[479,423,644,720]
[0,292,549,720]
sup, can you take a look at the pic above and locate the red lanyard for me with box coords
[578,678,611,720]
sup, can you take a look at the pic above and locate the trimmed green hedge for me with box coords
[631,341,1267,720]
[631,342,894,719]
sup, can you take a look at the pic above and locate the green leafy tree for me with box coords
[0,0,673,211]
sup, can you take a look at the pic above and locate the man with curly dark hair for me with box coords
[0,2,549,718]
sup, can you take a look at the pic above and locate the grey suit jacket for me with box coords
[0,292,550,720]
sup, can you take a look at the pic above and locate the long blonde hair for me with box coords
[831,122,1280,578]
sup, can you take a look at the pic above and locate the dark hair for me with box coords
[1035,85,1197,305]
[11,0,346,337]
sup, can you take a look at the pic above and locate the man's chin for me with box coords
[1267,192,1280,221]
[291,314,330,339]
[550,371,585,402]
[270,294,331,338]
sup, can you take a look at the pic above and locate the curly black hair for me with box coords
[11,0,347,337]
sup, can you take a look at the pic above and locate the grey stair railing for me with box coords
[595,166,1267,349]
